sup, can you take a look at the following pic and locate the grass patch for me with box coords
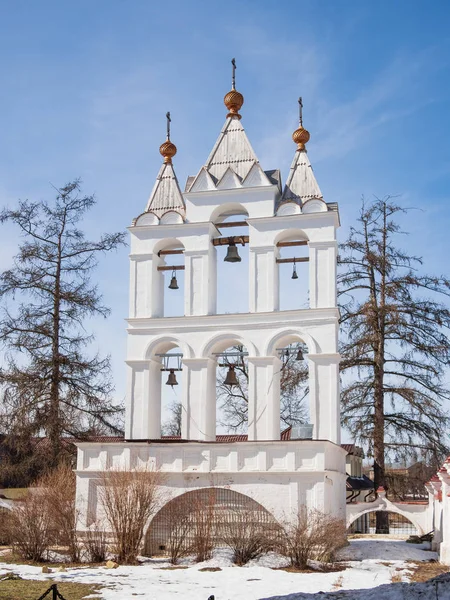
[158,566,188,570]
[272,564,346,574]
[409,561,450,583]
[198,567,222,572]
[0,579,101,600]
[0,549,102,568]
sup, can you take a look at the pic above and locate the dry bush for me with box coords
[38,462,81,562]
[218,507,278,565]
[83,522,109,563]
[190,488,216,563]
[161,499,193,565]
[7,493,52,561]
[0,508,13,545]
[279,508,346,569]
[99,466,164,564]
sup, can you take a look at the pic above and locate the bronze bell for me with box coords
[292,259,298,280]
[296,348,304,361]
[168,270,179,290]
[223,365,238,387]
[166,369,178,387]
[224,241,241,263]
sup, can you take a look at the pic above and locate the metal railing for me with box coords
[36,584,68,600]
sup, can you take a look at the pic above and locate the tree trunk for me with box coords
[49,242,62,467]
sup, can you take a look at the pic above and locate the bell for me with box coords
[295,348,304,361]
[223,365,238,387]
[166,369,178,387]
[224,241,241,263]
[168,270,179,290]
[292,259,298,280]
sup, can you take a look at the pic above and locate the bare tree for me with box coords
[161,400,182,437]
[0,180,126,471]
[217,345,308,433]
[190,488,216,563]
[99,466,164,564]
[338,196,450,531]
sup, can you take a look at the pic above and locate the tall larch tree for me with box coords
[338,196,450,530]
[0,180,126,470]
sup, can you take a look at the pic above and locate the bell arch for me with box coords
[212,204,249,315]
[151,238,185,318]
[143,487,281,556]
[274,229,310,311]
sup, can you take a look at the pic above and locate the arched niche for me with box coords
[143,487,281,556]
[276,201,301,216]
[160,211,184,225]
[134,211,160,226]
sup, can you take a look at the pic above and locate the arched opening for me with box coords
[215,342,249,434]
[147,338,187,439]
[143,487,280,557]
[154,239,185,318]
[213,205,249,315]
[267,332,311,436]
[276,230,309,311]
[349,510,419,536]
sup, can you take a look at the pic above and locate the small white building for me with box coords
[75,69,347,544]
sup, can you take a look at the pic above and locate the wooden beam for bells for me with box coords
[157,265,185,271]
[276,257,309,264]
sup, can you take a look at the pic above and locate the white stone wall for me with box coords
[75,440,347,532]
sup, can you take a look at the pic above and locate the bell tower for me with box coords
[75,62,346,532]
[126,65,341,447]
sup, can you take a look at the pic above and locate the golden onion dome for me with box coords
[224,89,244,119]
[292,125,310,150]
[159,140,177,164]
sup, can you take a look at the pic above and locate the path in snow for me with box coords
[0,538,444,600]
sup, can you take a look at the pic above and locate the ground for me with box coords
[0,539,449,600]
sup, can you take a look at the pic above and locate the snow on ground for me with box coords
[0,538,446,600]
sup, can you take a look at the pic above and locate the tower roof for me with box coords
[280,99,324,208]
[280,148,323,205]
[144,112,185,220]
[145,160,186,219]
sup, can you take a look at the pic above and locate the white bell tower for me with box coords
[75,63,347,532]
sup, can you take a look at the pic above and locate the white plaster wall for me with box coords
[75,440,347,531]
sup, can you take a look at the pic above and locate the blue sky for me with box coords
[1,1,449,429]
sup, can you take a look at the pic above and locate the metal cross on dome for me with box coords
[298,97,303,127]
[166,111,171,140]
[231,58,236,90]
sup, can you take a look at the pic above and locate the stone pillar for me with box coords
[308,241,337,309]
[125,359,161,440]
[181,358,216,441]
[247,356,281,440]
[249,247,279,313]
[307,353,340,444]
[129,254,164,318]
[184,247,217,316]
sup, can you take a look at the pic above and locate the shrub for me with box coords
[7,493,52,561]
[83,522,108,563]
[99,466,164,564]
[190,489,216,563]
[218,507,278,565]
[279,508,346,569]
[38,462,81,562]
